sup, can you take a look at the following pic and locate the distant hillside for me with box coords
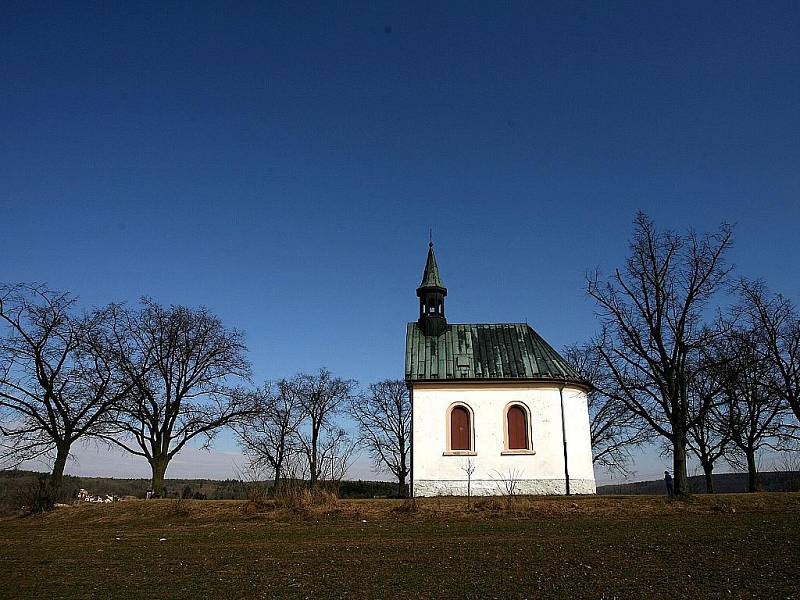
[597,471,800,495]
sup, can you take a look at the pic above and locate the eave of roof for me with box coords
[407,376,591,391]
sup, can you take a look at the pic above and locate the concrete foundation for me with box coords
[413,478,596,497]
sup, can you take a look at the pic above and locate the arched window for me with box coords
[450,405,471,451]
[505,404,530,450]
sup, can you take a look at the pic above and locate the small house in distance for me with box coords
[405,243,596,496]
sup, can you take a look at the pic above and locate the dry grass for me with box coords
[168,496,192,517]
[1,493,798,599]
[22,491,798,525]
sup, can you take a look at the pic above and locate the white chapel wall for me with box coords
[411,382,595,496]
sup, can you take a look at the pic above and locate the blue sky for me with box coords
[3,2,799,483]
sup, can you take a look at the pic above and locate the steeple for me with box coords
[416,242,447,335]
[419,242,444,288]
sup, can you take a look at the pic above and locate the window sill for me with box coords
[442,450,477,456]
[501,449,536,455]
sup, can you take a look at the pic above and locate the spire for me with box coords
[419,242,445,290]
[416,242,447,335]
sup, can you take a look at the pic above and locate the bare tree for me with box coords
[317,426,358,485]
[460,457,476,507]
[716,327,787,492]
[295,368,356,487]
[563,341,651,475]
[737,280,800,426]
[283,448,310,483]
[687,408,730,494]
[587,212,733,496]
[685,347,730,493]
[492,467,523,510]
[349,379,411,496]
[100,299,253,497]
[233,379,304,493]
[0,284,136,492]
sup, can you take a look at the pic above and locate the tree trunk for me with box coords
[398,442,407,497]
[49,442,71,493]
[672,430,689,497]
[701,460,714,494]
[309,424,319,488]
[746,449,758,493]
[150,455,170,498]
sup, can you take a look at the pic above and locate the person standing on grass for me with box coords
[664,471,674,497]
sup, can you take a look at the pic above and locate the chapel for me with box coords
[405,243,596,496]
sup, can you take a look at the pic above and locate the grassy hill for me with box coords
[1,493,798,599]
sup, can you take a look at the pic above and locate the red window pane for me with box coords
[450,406,470,450]
[507,406,528,449]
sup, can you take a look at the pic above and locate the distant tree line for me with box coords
[568,212,800,496]
[0,469,404,514]
[0,286,411,504]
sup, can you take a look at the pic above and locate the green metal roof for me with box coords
[418,244,445,290]
[405,322,585,384]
